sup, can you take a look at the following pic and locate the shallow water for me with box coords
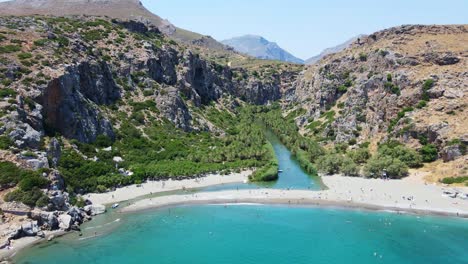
[14,131,468,263]
[15,205,468,264]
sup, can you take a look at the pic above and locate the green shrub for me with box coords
[347,148,370,164]
[0,136,12,149]
[359,53,368,61]
[33,39,49,47]
[17,52,32,60]
[19,175,49,191]
[95,134,113,147]
[5,187,49,208]
[316,153,358,176]
[83,30,104,41]
[420,144,438,162]
[0,87,17,97]
[440,176,468,185]
[337,85,348,93]
[0,45,21,53]
[416,100,428,109]
[378,142,422,168]
[363,155,408,179]
[386,74,393,82]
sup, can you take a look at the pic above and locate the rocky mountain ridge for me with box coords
[305,35,365,64]
[222,35,304,64]
[0,12,467,254]
[290,24,467,179]
[0,0,233,52]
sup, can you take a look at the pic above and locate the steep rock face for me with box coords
[155,87,192,131]
[40,62,118,143]
[0,16,299,143]
[77,61,120,105]
[179,51,233,105]
[147,47,178,85]
[291,25,467,153]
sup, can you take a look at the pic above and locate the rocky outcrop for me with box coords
[58,214,72,230]
[47,138,61,168]
[291,24,467,156]
[48,191,70,211]
[179,51,231,105]
[155,87,192,131]
[40,62,117,143]
[148,48,178,85]
[77,61,121,105]
[48,170,65,191]
[84,204,106,216]
[29,211,59,230]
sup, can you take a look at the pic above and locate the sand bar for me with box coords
[121,175,468,217]
[87,170,252,205]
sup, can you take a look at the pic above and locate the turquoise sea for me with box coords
[13,131,468,263]
[15,205,468,264]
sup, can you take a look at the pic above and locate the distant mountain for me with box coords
[0,0,228,50]
[0,0,175,34]
[306,35,366,64]
[222,35,304,64]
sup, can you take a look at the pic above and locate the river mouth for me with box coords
[13,131,468,263]
[14,204,468,264]
[202,129,323,192]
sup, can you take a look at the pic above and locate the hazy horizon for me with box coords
[142,0,468,59]
[0,0,467,59]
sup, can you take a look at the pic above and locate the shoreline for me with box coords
[0,171,252,261]
[121,175,468,218]
[0,229,67,260]
[86,170,252,205]
[3,174,468,261]
[121,192,468,219]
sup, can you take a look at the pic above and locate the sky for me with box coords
[0,0,466,59]
[141,0,468,59]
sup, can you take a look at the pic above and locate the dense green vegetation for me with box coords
[255,104,322,176]
[440,176,468,186]
[249,142,278,182]
[59,105,279,193]
[364,141,422,179]
[0,162,50,207]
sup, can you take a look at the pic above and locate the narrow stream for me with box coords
[201,129,322,192]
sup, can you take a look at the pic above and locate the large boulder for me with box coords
[49,191,69,211]
[67,207,85,225]
[21,221,40,236]
[29,211,59,230]
[441,144,464,162]
[58,214,72,230]
[7,122,42,149]
[84,204,106,216]
[20,151,50,170]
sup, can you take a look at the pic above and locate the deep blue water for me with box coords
[15,205,468,264]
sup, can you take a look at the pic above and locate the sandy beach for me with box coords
[0,230,66,260]
[87,170,252,205]
[120,175,468,217]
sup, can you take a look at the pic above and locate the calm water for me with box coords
[15,205,468,264]
[14,132,468,263]
[201,129,322,192]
